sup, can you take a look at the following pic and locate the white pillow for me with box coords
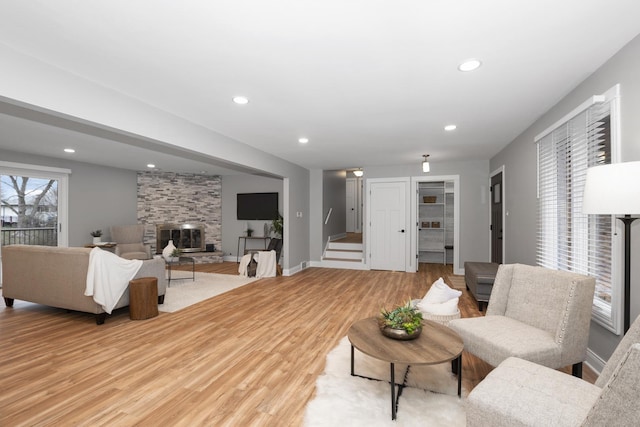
[418,297,460,316]
[422,277,462,303]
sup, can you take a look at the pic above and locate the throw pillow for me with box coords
[417,297,460,316]
[422,277,462,303]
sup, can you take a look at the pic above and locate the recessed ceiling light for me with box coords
[444,124,457,131]
[458,59,482,72]
[147,164,156,168]
[298,137,309,144]
[63,148,75,153]
[233,96,249,105]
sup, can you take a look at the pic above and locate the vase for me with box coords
[380,326,422,341]
[162,240,176,261]
[92,236,101,244]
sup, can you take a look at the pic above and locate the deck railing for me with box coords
[1,227,57,246]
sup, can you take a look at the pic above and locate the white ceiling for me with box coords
[1,0,640,174]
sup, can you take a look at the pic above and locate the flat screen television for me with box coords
[237,192,279,220]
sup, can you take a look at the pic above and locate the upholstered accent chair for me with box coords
[466,315,640,426]
[110,224,151,260]
[448,263,595,377]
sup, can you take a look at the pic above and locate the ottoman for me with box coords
[464,262,499,311]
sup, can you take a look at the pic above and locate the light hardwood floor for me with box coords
[0,262,595,426]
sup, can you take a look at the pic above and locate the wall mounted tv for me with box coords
[237,192,279,220]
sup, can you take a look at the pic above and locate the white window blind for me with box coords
[536,85,621,334]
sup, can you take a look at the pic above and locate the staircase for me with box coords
[320,239,368,270]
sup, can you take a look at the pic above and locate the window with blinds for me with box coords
[536,85,621,334]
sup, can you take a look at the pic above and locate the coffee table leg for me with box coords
[390,362,396,420]
[350,345,355,376]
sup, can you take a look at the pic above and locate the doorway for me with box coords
[346,177,362,233]
[367,179,408,271]
[490,167,504,264]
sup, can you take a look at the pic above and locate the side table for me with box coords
[129,277,159,320]
[166,256,195,286]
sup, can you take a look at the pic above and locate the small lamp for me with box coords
[422,155,430,173]
[353,169,363,177]
[583,161,640,333]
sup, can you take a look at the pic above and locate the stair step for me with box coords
[322,257,363,262]
[327,242,363,251]
[324,249,362,260]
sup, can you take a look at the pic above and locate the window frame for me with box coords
[535,84,622,335]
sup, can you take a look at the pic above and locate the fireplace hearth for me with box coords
[156,223,205,254]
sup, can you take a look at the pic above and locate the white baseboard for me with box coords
[283,260,310,276]
[585,347,606,376]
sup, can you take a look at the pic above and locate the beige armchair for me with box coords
[466,315,640,426]
[110,224,151,260]
[448,263,595,377]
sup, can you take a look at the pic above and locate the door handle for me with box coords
[399,229,405,233]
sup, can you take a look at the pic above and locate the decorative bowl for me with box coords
[380,325,422,340]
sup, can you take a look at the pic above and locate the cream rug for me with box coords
[159,272,257,313]
[304,337,466,427]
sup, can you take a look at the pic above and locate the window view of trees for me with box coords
[1,175,58,246]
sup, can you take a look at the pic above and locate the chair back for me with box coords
[596,315,640,387]
[583,338,640,425]
[487,264,595,355]
[110,224,145,244]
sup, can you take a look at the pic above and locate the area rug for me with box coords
[304,337,466,427]
[158,272,257,313]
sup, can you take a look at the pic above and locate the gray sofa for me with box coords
[1,245,167,324]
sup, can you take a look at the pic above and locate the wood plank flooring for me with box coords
[0,262,596,426]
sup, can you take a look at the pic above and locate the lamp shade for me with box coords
[582,161,640,214]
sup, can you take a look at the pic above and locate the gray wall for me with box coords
[220,174,283,258]
[365,159,491,267]
[491,33,640,361]
[0,148,137,246]
[1,44,311,272]
[309,169,324,261]
[322,170,347,245]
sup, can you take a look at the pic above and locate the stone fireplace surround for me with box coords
[137,171,223,264]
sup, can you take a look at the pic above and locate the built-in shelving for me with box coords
[417,181,454,264]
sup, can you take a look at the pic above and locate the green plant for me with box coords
[271,212,283,237]
[90,230,102,237]
[379,300,423,334]
[170,247,182,258]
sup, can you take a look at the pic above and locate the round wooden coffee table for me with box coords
[347,316,464,420]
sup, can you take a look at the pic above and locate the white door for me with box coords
[346,178,357,232]
[369,180,407,271]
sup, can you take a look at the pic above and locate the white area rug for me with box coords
[158,272,257,313]
[304,337,466,427]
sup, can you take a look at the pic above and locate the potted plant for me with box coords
[246,226,254,237]
[90,230,103,244]
[169,247,182,262]
[378,300,423,340]
[271,212,283,238]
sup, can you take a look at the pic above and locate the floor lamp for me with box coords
[583,161,640,333]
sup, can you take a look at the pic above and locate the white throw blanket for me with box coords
[85,247,143,314]
[238,250,277,278]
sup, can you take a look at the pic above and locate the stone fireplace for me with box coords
[156,223,206,254]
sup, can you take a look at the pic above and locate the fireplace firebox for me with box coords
[156,223,205,254]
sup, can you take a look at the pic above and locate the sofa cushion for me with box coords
[448,315,561,368]
[467,357,600,427]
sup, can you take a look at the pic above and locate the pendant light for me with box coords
[422,155,430,173]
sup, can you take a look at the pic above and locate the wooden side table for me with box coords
[129,277,159,320]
